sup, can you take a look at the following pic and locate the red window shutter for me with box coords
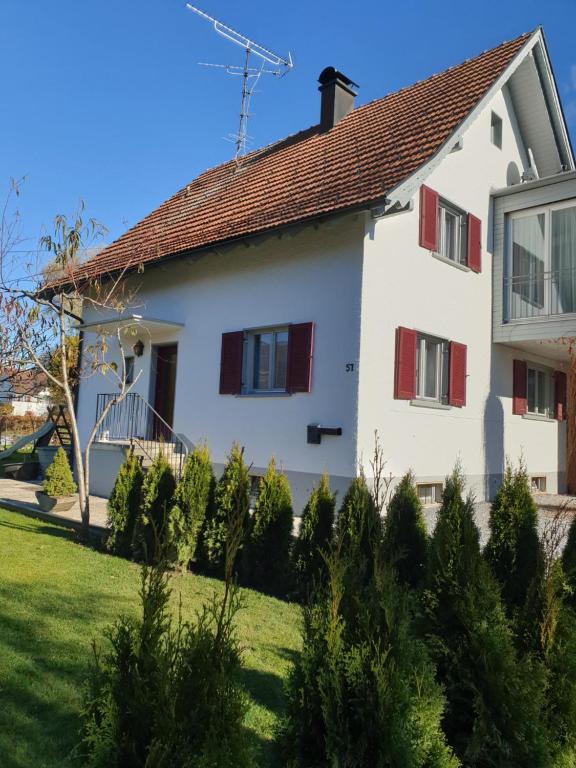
[467,214,482,273]
[394,327,417,400]
[219,331,244,395]
[287,322,314,393]
[512,359,527,415]
[419,185,439,251]
[448,341,467,407]
[555,371,567,421]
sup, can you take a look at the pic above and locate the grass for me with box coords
[0,508,302,768]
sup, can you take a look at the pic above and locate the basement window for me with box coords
[531,476,547,492]
[491,112,503,149]
[417,483,443,506]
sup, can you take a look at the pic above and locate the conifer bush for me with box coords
[283,527,457,767]
[485,461,543,616]
[199,443,249,577]
[170,443,215,570]
[43,446,76,497]
[425,469,550,767]
[83,519,253,767]
[382,472,429,589]
[106,450,144,558]
[562,515,576,605]
[244,457,294,597]
[292,474,335,599]
[131,452,176,564]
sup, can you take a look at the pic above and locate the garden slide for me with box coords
[0,421,56,460]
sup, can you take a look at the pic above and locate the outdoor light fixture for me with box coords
[133,339,144,357]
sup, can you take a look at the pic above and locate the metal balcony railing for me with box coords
[95,392,187,478]
[505,265,576,321]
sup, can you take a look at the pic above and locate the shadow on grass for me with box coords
[0,517,75,540]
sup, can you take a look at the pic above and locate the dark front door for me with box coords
[152,344,178,440]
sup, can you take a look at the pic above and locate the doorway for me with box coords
[151,344,178,439]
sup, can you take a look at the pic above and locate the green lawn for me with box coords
[0,508,302,768]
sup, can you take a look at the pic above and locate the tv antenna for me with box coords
[186,4,293,160]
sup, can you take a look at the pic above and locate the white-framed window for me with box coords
[245,327,289,392]
[417,482,443,505]
[125,356,135,386]
[526,364,553,417]
[507,201,576,320]
[531,476,547,492]
[415,333,449,403]
[491,111,503,148]
[437,200,467,264]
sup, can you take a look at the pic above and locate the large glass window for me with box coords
[508,203,576,320]
[551,206,576,314]
[510,213,546,315]
[250,329,288,391]
[415,334,449,403]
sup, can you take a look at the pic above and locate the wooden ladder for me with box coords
[48,405,73,449]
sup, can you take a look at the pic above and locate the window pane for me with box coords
[444,211,457,261]
[537,370,547,414]
[527,368,536,412]
[254,333,272,389]
[424,339,439,398]
[511,214,546,317]
[551,206,576,314]
[274,331,288,389]
[416,340,422,397]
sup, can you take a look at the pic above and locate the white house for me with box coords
[0,369,51,418]
[72,28,574,510]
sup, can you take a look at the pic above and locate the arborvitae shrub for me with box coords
[425,469,550,767]
[562,515,576,606]
[336,474,381,593]
[131,452,176,564]
[382,472,429,589]
[200,443,249,577]
[106,451,144,558]
[283,536,457,767]
[245,458,294,597]
[170,443,215,570]
[83,553,253,766]
[485,461,543,616]
[292,474,335,599]
[43,446,76,497]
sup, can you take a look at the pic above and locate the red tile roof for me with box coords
[74,31,533,282]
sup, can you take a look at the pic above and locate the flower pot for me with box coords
[35,491,76,514]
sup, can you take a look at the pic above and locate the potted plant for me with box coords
[36,446,77,513]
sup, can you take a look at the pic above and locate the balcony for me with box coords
[493,186,576,361]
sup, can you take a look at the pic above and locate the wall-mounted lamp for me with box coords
[133,339,144,357]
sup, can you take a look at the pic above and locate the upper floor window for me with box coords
[507,202,576,320]
[437,201,467,265]
[125,356,135,386]
[491,111,503,148]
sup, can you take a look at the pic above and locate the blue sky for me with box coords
[2,0,575,248]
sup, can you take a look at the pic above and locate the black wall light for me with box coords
[133,339,145,357]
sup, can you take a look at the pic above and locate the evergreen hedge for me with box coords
[170,443,215,570]
[292,474,335,599]
[425,470,550,767]
[106,451,144,558]
[199,444,249,577]
[382,472,429,589]
[485,461,543,617]
[131,452,177,564]
[245,458,294,597]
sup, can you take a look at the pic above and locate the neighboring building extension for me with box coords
[0,369,51,418]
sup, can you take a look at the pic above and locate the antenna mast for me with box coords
[186,4,293,160]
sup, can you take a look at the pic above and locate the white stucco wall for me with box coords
[76,213,365,509]
[356,86,566,498]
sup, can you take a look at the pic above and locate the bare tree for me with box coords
[0,180,141,535]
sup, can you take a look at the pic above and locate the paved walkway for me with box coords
[0,478,108,534]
